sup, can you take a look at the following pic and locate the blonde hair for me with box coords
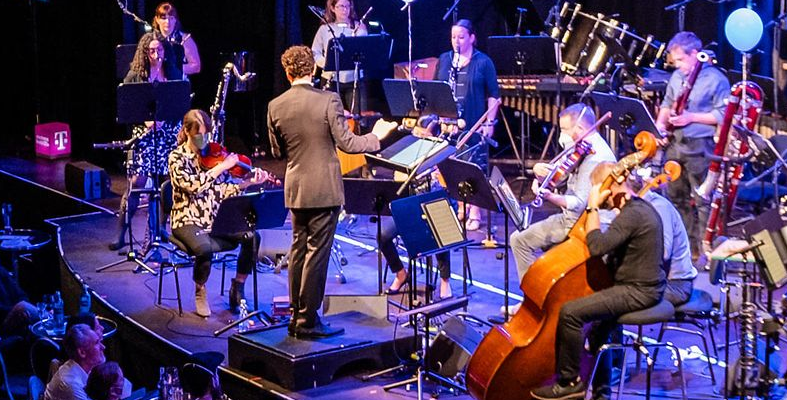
[177,109,211,144]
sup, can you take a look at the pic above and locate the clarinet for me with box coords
[700,81,762,256]
[210,63,234,144]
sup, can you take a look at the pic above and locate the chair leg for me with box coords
[174,266,183,317]
[157,263,166,305]
[221,261,226,296]
[618,344,629,400]
[253,261,259,311]
[665,341,688,400]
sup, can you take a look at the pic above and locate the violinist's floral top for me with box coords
[168,142,240,230]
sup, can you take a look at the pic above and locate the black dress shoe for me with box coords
[294,322,344,339]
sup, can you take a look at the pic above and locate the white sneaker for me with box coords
[499,302,521,316]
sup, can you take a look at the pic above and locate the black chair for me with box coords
[587,299,687,400]
[159,236,188,317]
[29,337,60,384]
[159,181,258,315]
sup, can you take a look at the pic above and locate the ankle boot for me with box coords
[229,278,246,314]
[195,285,211,318]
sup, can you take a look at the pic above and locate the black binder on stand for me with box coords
[390,190,472,307]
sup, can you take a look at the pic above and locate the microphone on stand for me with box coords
[580,72,606,100]
[359,6,373,25]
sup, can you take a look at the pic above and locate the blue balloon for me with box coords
[725,8,763,52]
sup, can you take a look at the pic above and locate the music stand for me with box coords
[325,34,394,114]
[382,79,459,119]
[210,190,287,332]
[488,36,558,75]
[342,178,408,294]
[365,136,456,174]
[98,80,191,275]
[115,44,136,81]
[591,91,659,157]
[437,157,501,299]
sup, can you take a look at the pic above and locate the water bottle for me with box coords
[238,299,249,333]
[157,367,169,400]
[78,285,91,315]
[53,291,65,335]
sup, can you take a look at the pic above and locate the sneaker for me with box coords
[531,379,586,400]
[499,302,522,316]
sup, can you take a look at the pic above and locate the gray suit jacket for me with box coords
[268,83,380,209]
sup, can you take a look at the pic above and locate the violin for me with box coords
[199,143,280,188]
[465,131,658,400]
[199,142,254,178]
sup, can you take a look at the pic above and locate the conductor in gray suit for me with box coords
[268,45,388,338]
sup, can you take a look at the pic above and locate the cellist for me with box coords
[506,104,616,315]
[530,161,666,400]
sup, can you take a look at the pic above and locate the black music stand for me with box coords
[437,157,501,300]
[210,189,287,327]
[98,80,190,275]
[382,79,459,119]
[591,91,659,157]
[342,178,408,294]
[325,34,393,114]
[488,35,558,164]
[391,190,472,306]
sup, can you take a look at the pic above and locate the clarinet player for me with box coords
[655,31,730,263]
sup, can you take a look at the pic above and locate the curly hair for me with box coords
[128,33,160,81]
[281,45,315,79]
[177,109,212,145]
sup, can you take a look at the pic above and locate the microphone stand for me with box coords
[309,6,343,96]
[442,0,461,24]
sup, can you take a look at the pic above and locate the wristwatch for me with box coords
[585,206,599,213]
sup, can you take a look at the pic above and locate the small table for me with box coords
[0,229,52,279]
[31,316,118,342]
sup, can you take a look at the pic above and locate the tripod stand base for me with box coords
[96,250,158,275]
[383,368,465,397]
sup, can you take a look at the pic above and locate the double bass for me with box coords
[465,131,658,400]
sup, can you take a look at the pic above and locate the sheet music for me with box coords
[389,138,448,168]
[422,199,464,247]
[496,181,526,230]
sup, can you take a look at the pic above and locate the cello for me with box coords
[465,131,658,400]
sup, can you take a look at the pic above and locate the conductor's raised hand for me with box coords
[371,119,398,140]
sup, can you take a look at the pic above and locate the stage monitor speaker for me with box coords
[427,316,483,380]
[64,161,110,200]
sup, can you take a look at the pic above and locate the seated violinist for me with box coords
[168,109,271,318]
[530,161,666,400]
[506,104,616,315]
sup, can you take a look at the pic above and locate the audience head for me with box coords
[67,312,104,338]
[281,45,315,82]
[1,300,39,337]
[85,362,124,400]
[63,324,105,370]
[451,19,476,53]
[181,352,224,400]
[177,109,212,147]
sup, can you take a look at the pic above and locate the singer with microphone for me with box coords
[108,32,183,253]
[310,0,368,113]
[434,19,500,231]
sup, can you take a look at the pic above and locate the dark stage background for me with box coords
[7,0,780,169]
